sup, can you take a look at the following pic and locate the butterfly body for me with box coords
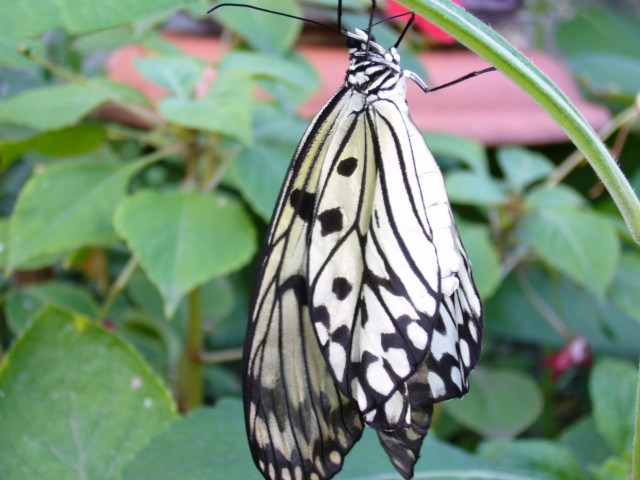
[244,27,482,480]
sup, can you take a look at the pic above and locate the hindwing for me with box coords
[244,87,364,480]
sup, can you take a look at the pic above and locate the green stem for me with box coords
[199,348,243,364]
[177,287,203,413]
[633,361,640,480]
[96,257,138,323]
[399,0,640,243]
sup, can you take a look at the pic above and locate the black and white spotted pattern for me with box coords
[244,27,483,480]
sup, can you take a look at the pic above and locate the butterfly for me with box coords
[211,2,485,479]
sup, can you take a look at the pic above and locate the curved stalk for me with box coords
[399,0,640,243]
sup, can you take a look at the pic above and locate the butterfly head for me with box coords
[345,29,403,95]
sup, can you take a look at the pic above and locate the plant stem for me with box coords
[633,362,640,480]
[97,257,138,323]
[199,348,243,364]
[177,287,203,413]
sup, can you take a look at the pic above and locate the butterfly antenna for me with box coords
[393,11,414,48]
[427,67,497,93]
[338,0,344,32]
[365,0,377,57]
[208,3,341,35]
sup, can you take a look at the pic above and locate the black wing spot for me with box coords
[332,277,353,300]
[318,208,343,236]
[312,305,330,329]
[290,189,316,223]
[337,157,358,177]
[331,325,351,349]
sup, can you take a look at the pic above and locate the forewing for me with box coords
[244,88,364,480]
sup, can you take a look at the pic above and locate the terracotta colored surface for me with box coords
[106,33,610,146]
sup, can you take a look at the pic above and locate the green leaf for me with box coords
[7,160,146,273]
[5,281,99,333]
[497,147,554,194]
[485,267,640,357]
[445,367,543,439]
[90,77,151,106]
[134,57,204,99]
[0,125,106,170]
[122,401,258,479]
[0,307,177,479]
[609,252,640,325]
[445,171,507,206]
[0,83,109,131]
[0,219,7,268]
[479,440,584,480]
[424,132,488,175]
[0,35,43,68]
[0,0,202,37]
[160,71,253,145]
[457,222,501,299]
[568,53,640,102]
[212,0,302,55]
[590,358,637,455]
[520,209,620,297]
[123,398,537,479]
[555,7,640,60]
[114,190,257,317]
[560,417,613,472]
[220,51,320,102]
[524,184,585,211]
[231,104,307,221]
[397,0,640,242]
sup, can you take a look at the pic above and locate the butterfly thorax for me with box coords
[345,29,406,101]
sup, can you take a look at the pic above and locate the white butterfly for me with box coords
[228,4,484,479]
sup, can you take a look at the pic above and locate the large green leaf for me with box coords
[590,358,637,456]
[445,367,543,439]
[0,83,109,131]
[115,190,257,317]
[520,209,620,297]
[123,398,539,479]
[0,0,202,37]
[5,281,99,333]
[159,71,253,145]
[0,307,177,479]
[7,160,146,272]
[212,0,302,55]
[398,0,640,243]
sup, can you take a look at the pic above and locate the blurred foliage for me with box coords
[0,0,639,479]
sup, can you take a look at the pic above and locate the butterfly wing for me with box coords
[244,88,364,480]
[306,94,482,477]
